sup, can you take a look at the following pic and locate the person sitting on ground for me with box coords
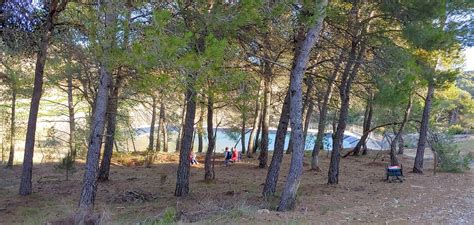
[224,147,232,166]
[190,151,198,165]
[231,147,239,162]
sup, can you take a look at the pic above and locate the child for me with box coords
[224,147,232,166]
[231,147,239,162]
[190,152,198,165]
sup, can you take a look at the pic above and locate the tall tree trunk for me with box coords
[278,3,327,210]
[258,72,271,168]
[79,65,111,210]
[19,0,62,195]
[6,89,16,168]
[247,80,263,157]
[204,96,215,181]
[155,100,162,152]
[176,99,186,152]
[197,103,204,153]
[241,112,247,154]
[352,97,373,156]
[328,35,364,185]
[263,90,290,197]
[253,113,263,154]
[148,96,157,151]
[97,75,122,182]
[390,96,413,165]
[311,52,343,170]
[175,80,197,196]
[397,134,405,155]
[413,82,434,173]
[67,71,76,159]
[160,103,168,152]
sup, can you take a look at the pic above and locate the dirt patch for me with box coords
[0,150,473,224]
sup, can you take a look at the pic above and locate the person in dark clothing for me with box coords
[224,147,232,166]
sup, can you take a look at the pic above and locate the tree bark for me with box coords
[390,96,413,166]
[413,82,434,173]
[241,112,247,154]
[278,3,327,210]
[247,80,263,157]
[6,89,16,168]
[311,52,343,170]
[258,71,271,168]
[19,0,64,195]
[156,100,162,152]
[352,97,373,156]
[397,134,404,155]
[176,99,187,152]
[97,75,122,181]
[159,103,168,152]
[79,65,111,210]
[263,90,290,197]
[175,79,197,196]
[197,103,204,153]
[148,96,157,151]
[204,95,215,181]
[67,71,76,159]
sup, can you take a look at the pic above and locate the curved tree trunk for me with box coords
[175,81,197,196]
[353,97,373,156]
[311,52,342,170]
[263,90,290,197]
[97,75,122,181]
[390,96,413,166]
[397,134,405,155]
[19,0,62,194]
[247,80,263,157]
[413,83,434,173]
[6,89,16,168]
[204,96,215,181]
[278,3,327,210]
[258,74,271,168]
[79,65,112,210]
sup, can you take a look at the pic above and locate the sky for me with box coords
[463,47,474,71]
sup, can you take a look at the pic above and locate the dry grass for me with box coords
[0,150,473,224]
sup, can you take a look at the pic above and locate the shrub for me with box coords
[447,125,464,135]
[430,133,471,173]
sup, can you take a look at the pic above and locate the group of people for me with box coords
[188,146,241,166]
[224,147,241,166]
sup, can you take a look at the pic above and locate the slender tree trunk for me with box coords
[204,96,215,181]
[175,79,197,196]
[241,112,247,154]
[390,96,413,165]
[6,89,16,168]
[263,90,290,197]
[67,72,76,159]
[156,100,162,152]
[278,3,327,210]
[176,99,186,152]
[197,103,204,153]
[397,134,405,155]
[19,1,59,194]
[361,98,373,155]
[148,96,157,151]
[413,83,434,173]
[160,103,168,152]
[352,97,373,156]
[311,52,343,170]
[247,80,263,157]
[97,76,122,181]
[258,72,271,168]
[254,113,263,154]
[79,65,111,210]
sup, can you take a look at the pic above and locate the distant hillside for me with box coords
[458,71,474,97]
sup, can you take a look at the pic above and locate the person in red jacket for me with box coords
[231,147,239,162]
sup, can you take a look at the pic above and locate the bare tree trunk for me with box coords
[247,80,263,157]
[352,97,373,156]
[19,0,64,195]
[175,79,197,196]
[67,72,76,159]
[197,103,204,153]
[413,82,434,173]
[204,96,215,181]
[176,99,186,152]
[311,52,342,170]
[278,3,327,210]
[97,75,122,181]
[263,90,290,197]
[156,100,162,152]
[148,96,157,151]
[160,103,168,152]
[390,96,413,165]
[397,134,405,155]
[254,113,263,154]
[79,65,111,210]
[241,112,247,154]
[258,72,271,168]
[6,89,16,168]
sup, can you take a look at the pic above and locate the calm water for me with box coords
[135,127,385,153]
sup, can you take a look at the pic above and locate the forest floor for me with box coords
[0,148,473,224]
